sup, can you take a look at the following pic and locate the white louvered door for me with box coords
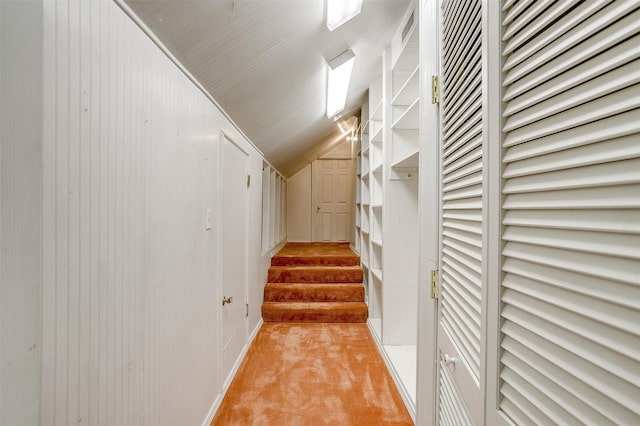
[497,0,640,425]
[436,0,484,423]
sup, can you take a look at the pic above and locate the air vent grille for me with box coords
[402,11,415,43]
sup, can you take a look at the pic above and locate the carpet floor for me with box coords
[211,323,413,425]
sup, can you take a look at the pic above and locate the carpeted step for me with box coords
[271,242,360,267]
[264,283,365,302]
[261,302,369,323]
[268,265,363,283]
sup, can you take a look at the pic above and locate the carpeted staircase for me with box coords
[261,243,368,323]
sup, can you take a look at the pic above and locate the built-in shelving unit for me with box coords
[358,1,420,420]
[366,75,384,336]
[262,161,287,252]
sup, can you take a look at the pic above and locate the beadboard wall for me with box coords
[3,0,268,425]
[0,2,43,425]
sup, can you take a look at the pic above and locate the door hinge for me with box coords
[430,269,440,299]
[246,303,249,317]
[247,174,251,188]
[431,75,440,104]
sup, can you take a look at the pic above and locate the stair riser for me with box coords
[264,284,364,302]
[262,305,368,323]
[271,256,360,267]
[268,268,363,283]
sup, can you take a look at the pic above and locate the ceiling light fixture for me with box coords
[326,0,363,31]
[326,49,355,119]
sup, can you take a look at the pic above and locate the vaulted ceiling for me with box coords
[124,0,409,176]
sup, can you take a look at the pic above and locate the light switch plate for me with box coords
[205,208,213,230]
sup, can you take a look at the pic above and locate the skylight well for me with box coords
[326,0,363,31]
[326,49,356,118]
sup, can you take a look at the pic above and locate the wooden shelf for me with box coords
[371,99,383,121]
[372,268,383,281]
[392,98,419,130]
[371,125,383,144]
[384,345,417,406]
[392,65,420,106]
[391,149,419,169]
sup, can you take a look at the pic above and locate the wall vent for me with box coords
[402,10,415,43]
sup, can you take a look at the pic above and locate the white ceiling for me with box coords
[124,0,409,175]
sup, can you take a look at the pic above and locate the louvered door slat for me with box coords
[503,274,638,343]
[504,37,640,116]
[502,258,639,310]
[443,134,482,169]
[500,1,640,422]
[442,0,475,52]
[502,0,536,27]
[503,241,638,284]
[504,0,611,63]
[503,108,640,155]
[504,8,640,99]
[504,226,640,259]
[503,0,575,53]
[502,0,555,41]
[504,86,640,146]
[443,10,480,72]
[502,337,635,425]
[504,134,640,178]
[502,185,640,210]
[439,356,473,426]
[443,109,482,152]
[503,158,640,193]
[504,3,638,83]
[504,62,640,132]
[501,313,639,414]
[444,49,481,117]
[443,79,481,135]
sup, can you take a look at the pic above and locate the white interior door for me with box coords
[219,133,249,387]
[435,0,484,423]
[314,159,353,242]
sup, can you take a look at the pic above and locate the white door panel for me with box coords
[219,133,249,387]
[436,0,483,423]
[314,159,354,242]
[496,1,640,424]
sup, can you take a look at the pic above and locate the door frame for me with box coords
[482,0,507,423]
[416,0,441,423]
[216,130,250,393]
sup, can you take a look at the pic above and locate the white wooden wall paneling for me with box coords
[37,1,273,424]
[0,2,43,425]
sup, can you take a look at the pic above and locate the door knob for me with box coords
[317,206,320,213]
[222,296,233,306]
[444,354,458,366]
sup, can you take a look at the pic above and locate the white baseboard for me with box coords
[271,240,287,255]
[202,318,264,426]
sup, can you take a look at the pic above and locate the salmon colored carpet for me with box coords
[262,242,368,323]
[211,323,413,425]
